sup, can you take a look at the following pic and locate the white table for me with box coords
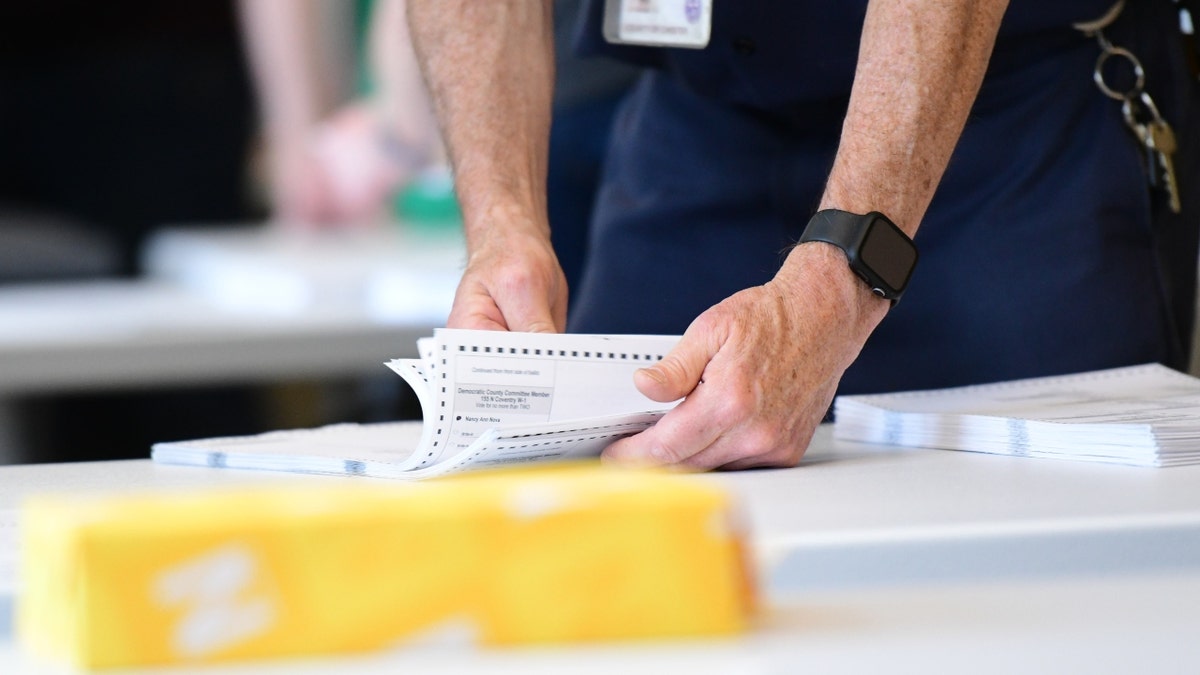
[3,427,1200,672]
[0,225,463,461]
[4,425,1199,592]
[0,226,464,395]
[1,571,1198,674]
[0,280,438,395]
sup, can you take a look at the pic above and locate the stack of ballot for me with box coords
[833,363,1200,467]
[153,330,683,480]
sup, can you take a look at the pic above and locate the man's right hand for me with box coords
[447,223,567,334]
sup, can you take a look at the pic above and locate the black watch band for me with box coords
[798,209,918,303]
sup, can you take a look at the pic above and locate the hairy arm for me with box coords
[407,0,566,332]
[822,0,1008,233]
[776,0,1013,364]
[606,0,1011,469]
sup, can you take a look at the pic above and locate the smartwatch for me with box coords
[798,209,918,303]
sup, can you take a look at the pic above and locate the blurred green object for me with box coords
[394,167,462,228]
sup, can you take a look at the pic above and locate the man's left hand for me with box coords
[602,243,889,470]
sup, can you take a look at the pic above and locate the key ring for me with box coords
[1072,0,1125,35]
[1074,2,1146,101]
[1076,0,1184,214]
[1122,91,1165,131]
[1095,46,1146,101]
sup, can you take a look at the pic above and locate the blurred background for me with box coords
[0,0,637,465]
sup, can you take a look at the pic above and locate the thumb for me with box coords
[634,333,715,403]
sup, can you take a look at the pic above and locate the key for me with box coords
[1146,119,1183,214]
[1137,117,1159,190]
[1122,98,1157,188]
[1123,92,1183,213]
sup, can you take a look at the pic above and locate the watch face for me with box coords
[860,216,918,292]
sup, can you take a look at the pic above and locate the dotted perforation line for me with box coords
[494,430,633,451]
[402,362,431,386]
[461,430,635,464]
[455,344,665,362]
[421,343,450,462]
[494,417,664,441]
[311,422,409,437]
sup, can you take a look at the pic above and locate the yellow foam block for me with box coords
[19,465,754,669]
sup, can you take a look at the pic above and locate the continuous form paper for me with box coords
[833,363,1200,467]
[152,329,681,479]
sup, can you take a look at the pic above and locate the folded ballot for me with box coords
[153,329,681,479]
[20,466,753,669]
[833,363,1200,467]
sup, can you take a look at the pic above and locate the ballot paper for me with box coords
[153,329,680,479]
[833,363,1200,467]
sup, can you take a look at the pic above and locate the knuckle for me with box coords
[689,310,721,336]
[686,306,732,345]
[644,420,692,465]
[495,263,539,296]
[737,423,782,459]
[718,385,757,422]
[651,444,685,465]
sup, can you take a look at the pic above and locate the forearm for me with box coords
[781,0,1008,338]
[820,0,1009,234]
[238,0,345,143]
[407,0,555,247]
[368,0,437,156]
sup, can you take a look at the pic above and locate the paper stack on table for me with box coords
[833,363,1200,467]
[153,329,681,479]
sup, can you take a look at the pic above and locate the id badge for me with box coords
[603,0,712,49]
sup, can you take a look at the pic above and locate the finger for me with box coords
[447,282,558,333]
[634,329,720,403]
[504,303,559,334]
[489,273,562,333]
[447,284,509,331]
[447,310,508,331]
[690,432,809,471]
[601,382,724,467]
[686,397,825,471]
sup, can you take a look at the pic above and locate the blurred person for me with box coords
[242,0,638,301]
[240,0,440,226]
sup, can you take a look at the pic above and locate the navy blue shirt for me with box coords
[567,0,1200,393]
[578,1,1121,108]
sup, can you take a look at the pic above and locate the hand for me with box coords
[602,244,890,470]
[267,143,338,226]
[307,102,425,223]
[267,102,429,228]
[447,221,568,333]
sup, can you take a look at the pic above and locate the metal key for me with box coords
[1146,119,1183,214]
[1122,92,1183,213]
[1123,96,1156,186]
